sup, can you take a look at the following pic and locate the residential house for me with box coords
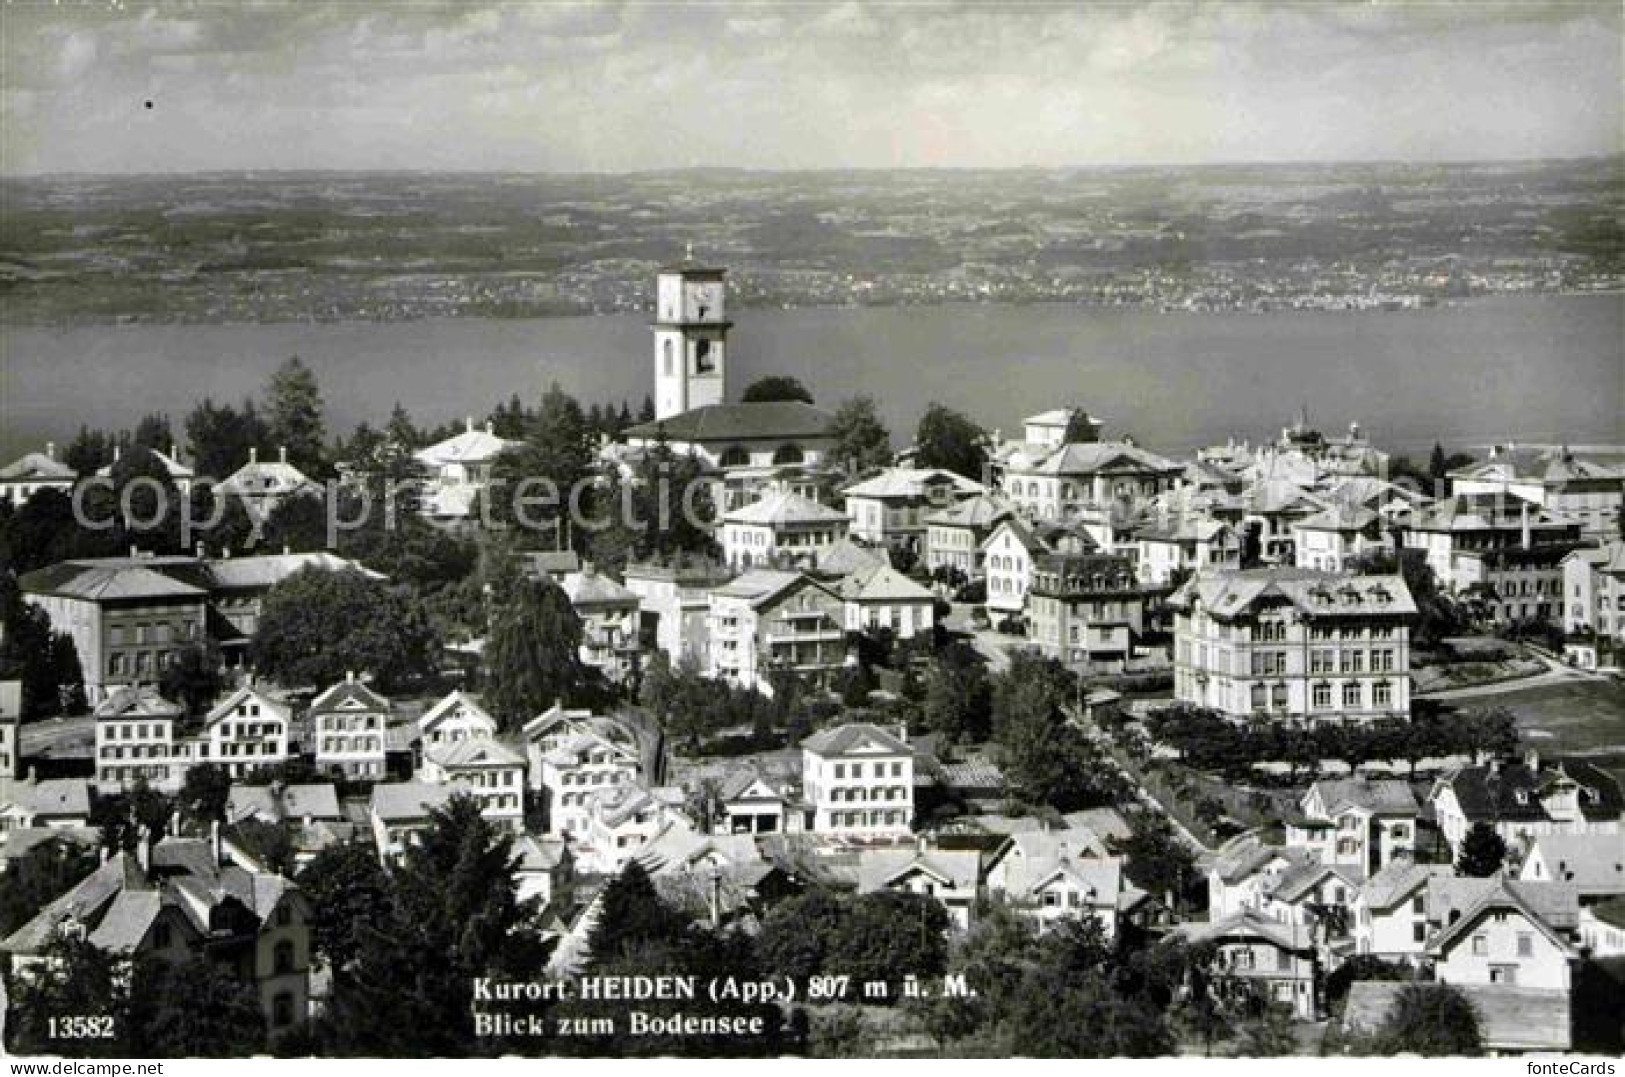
[981,516,1095,616]
[215,447,318,512]
[705,570,846,691]
[1170,911,1319,1019]
[1517,833,1625,906]
[838,564,937,639]
[1291,505,1387,573]
[1402,493,1582,594]
[1430,754,1623,863]
[412,418,520,521]
[623,557,733,668]
[1025,552,1145,671]
[195,687,292,780]
[720,491,849,571]
[984,831,1126,939]
[856,846,983,931]
[1450,445,1624,541]
[92,685,187,787]
[524,708,641,839]
[1285,778,1420,874]
[715,767,792,835]
[1561,540,1625,648]
[1255,861,1365,952]
[1351,861,1454,962]
[800,722,915,838]
[1428,879,1579,994]
[1134,518,1241,588]
[419,737,525,832]
[513,835,573,910]
[0,777,93,834]
[1452,544,1571,626]
[999,441,1183,522]
[307,674,390,780]
[93,685,290,788]
[560,567,642,683]
[924,494,1013,579]
[416,690,499,755]
[1206,835,1318,921]
[368,781,455,862]
[0,839,312,1037]
[0,443,75,506]
[842,468,986,551]
[1578,898,1625,957]
[1170,568,1416,723]
[1238,479,1329,565]
[94,444,195,496]
[580,783,687,872]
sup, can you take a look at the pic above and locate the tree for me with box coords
[265,357,327,476]
[1237,1006,1298,1056]
[249,567,439,692]
[483,576,590,730]
[89,778,176,853]
[1371,982,1483,1056]
[920,642,991,742]
[177,763,233,827]
[186,398,273,480]
[0,572,85,718]
[159,640,224,717]
[585,862,696,966]
[1112,813,1196,907]
[829,395,892,476]
[330,796,549,1056]
[4,935,133,1057]
[126,954,267,1056]
[297,840,394,973]
[0,837,99,936]
[1063,408,1100,444]
[741,375,814,404]
[755,890,850,984]
[1455,821,1507,878]
[913,402,986,481]
[826,891,949,994]
[992,653,1121,810]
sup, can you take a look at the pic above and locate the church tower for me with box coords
[652,246,731,421]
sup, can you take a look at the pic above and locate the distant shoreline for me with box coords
[2,286,1621,332]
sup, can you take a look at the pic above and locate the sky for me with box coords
[1,1,1620,175]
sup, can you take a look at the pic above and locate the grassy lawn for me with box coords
[1476,677,1625,776]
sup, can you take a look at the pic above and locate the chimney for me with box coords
[1520,501,1531,551]
[45,441,55,460]
[194,540,204,558]
[1523,748,1540,773]
[136,826,151,873]
[465,416,475,433]
[249,446,258,465]
[113,445,122,463]
[211,820,222,867]
[279,446,288,465]
[897,723,908,745]
[129,544,139,558]
[485,420,494,436]
[25,765,36,786]
[346,669,356,684]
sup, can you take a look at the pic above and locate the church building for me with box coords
[622,252,838,472]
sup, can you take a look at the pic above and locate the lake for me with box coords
[1,293,1620,464]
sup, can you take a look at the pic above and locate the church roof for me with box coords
[624,401,836,444]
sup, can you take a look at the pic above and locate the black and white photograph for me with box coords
[0,0,1621,1063]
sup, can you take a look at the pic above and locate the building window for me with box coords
[1516,933,1533,957]
[1412,922,1427,943]
[1374,680,1393,707]
[1342,682,1363,709]
[274,940,296,975]
[1312,682,1332,710]
[1471,934,1488,956]
[272,992,295,1028]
